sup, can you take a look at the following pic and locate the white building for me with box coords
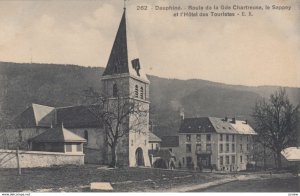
[175,117,257,171]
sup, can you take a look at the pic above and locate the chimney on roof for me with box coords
[245,120,248,124]
[224,116,228,122]
[180,110,184,121]
[231,118,236,124]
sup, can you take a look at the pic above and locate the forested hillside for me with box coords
[0,62,299,137]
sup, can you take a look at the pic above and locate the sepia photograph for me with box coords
[0,0,299,193]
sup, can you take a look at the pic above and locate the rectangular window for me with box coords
[247,155,249,161]
[226,144,229,152]
[182,157,185,164]
[240,144,243,151]
[66,144,72,152]
[232,144,235,152]
[240,136,243,141]
[240,155,243,163]
[156,144,159,150]
[226,156,230,164]
[186,144,192,153]
[186,134,191,142]
[151,144,154,150]
[226,134,229,142]
[206,134,211,142]
[247,136,249,142]
[196,144,202,152]
[232,135,235,142]
[76,144,82,152]
[219,134,223,141]
[206,144,212,152]
[220,156,224,165]
[232,156,236,164]
[219,144,223,153]
[196,134,201,142]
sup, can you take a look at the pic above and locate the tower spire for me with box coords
[103,9,128,76]
[102,4,149,82]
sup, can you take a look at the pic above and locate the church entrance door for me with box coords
[135,147,145,166]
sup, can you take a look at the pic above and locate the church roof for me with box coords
[10,104,103,129]
[56,105,102,128]
[148,132,162,142]
[102,9,149,82]
[30,124,86,143]
[12,104,55,128]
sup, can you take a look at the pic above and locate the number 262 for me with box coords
[137,6,147,10]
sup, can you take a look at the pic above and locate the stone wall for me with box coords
[0,149,84,168]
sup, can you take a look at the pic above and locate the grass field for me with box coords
[0,165,297,192]
[202,177,299,192]
[0,165,228,192]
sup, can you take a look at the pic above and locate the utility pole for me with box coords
[263,144,266,171]
[16,147,21,175]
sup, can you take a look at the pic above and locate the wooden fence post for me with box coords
[16,147,21,175]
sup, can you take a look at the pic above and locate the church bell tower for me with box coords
[101,8,150,167]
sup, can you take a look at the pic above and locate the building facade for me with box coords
[176,117,257,171]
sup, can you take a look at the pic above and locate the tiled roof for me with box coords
[149,132,161,142]
[179,117,256,135]
[179,117,215,133]
[230,120,257,135]
[30,124,86,143]
[281,147,300,161]
[161,136,179,147]
[209,117,238,134]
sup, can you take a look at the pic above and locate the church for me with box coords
[1,8,151,167]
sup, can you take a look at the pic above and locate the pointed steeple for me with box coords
[103,10,128,76]
[102,8,149,82]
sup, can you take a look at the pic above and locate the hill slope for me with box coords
[0,62,299,137]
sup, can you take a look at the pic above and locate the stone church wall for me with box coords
[0,149,84,168]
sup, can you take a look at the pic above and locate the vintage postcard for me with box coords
[0,0,299,193]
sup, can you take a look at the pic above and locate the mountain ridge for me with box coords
[0,61,299,137]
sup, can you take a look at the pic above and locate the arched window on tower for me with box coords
[135,85,138,98]
[84,130,88,143]
[140,87,144,99]
[113,84,118,97]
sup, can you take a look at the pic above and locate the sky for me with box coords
[0,0,299,87]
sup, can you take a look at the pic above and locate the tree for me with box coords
[252,88,299,169]
[84,87,148,167]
